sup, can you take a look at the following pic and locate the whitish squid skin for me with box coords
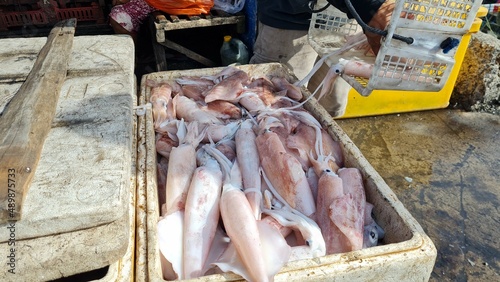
[183,149,223,279]
[263,207,326,259]
[342,59,373,79]
[202,121,240,144]
[164,120,205,216]
[173,95,223,125]
[219,189,269,282]
[203,144,270,282]
[261,169,326,259]
[214,219,291,282]
[157,210,184,280]
[255,128,316,217]
[235,119,262,220]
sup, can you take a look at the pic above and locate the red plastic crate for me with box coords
[56,3,104,24]
[0,9,49,30]
[0,0,105,30]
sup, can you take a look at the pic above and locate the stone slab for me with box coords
[451,32,500,115]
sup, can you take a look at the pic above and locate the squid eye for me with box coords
[370,231,377,240]
[305,240,311,246]
[325,169,331,173]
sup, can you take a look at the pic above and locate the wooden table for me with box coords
[150,10,245,71]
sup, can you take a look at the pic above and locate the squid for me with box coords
[201,65,242,84]
[204,69,249,103]
[164,120,205,216]
[336,167,366,251]
[183,148,223,279]
[261,168,326,259]
[255,115,316,217]
[235,119,262,220]
[270,76,303,101]
[201,121,241,144]
[156,133,177,159]
[203,143,270,282]
[149,82,175,129]
[149,66,387,281]
[363,202,385,248]
[157,210,184,280]
[206,100,242,120]
[214,219,291,282]
[173,95,223,125]
[309,153,365,253]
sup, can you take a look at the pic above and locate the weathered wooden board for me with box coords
[0,19,76,223]
[154,12,245,31]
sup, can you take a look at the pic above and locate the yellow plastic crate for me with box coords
[308,1,488,118]
[342,16,485,118]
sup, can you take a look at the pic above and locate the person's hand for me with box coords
[112,0,130,6]
[365,0,396,55]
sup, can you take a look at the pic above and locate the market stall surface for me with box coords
[336,110,499,282]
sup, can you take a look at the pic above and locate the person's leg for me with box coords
[250,22,350,117]
[250,22,317,81]
[109,0,157,43]
[109,17,138,42]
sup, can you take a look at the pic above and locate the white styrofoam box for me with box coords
[137,63,437,282]
[0,35,136,281]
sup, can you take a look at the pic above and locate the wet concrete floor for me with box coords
[336,109,499,281]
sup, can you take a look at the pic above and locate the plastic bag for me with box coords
[146,0,214,16]
[212,0,245,14]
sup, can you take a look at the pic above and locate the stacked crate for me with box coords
[0,0,105,31]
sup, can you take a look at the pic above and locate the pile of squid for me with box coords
[149,66,385,282]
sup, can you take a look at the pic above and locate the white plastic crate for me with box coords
[309,0,484,96]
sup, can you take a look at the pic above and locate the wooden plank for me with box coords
[188,15,201,21]
[0,19,76,223]
[150,15,168,71]
[170,15,180,23]
[156,14,168,24]
[163,15,245,31]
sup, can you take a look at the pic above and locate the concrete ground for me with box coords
[336,110,499,281]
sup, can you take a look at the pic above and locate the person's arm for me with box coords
[365,0,395,54]
[326,0,395,54]
[326,0,386,24]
